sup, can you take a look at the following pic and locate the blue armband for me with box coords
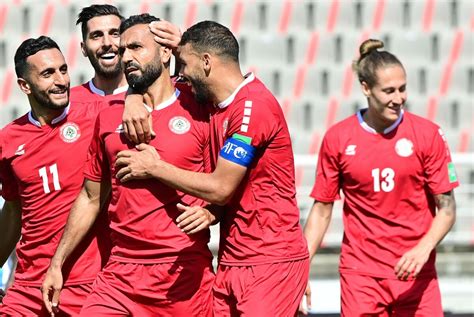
[219,137,256,167]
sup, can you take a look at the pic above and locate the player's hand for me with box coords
[176,203,215,234]
[149,20,182,52]
[115,144,161,182]
[298,281,312,315]
[394,242,432,280]
[41,266,63,316]
[0,288,5,303]
[123,94,155,144]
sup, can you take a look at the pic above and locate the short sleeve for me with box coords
[424,128,459,194]
[84,114,108,181]
[310,131,341,202]
[0,132,20,200]
[225,98,278,148]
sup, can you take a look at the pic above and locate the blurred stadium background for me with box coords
[0,0,472,315]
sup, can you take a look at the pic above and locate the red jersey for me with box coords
[210,73,308,265]
[84,88,213,263]
[0,101,110,287]
[311,110,459,279]
[70,80,127,105]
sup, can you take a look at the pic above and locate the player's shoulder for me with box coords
[240,76,277,104]
[175,87,209,121]
[1,113,30,133]
[70,83,93,101]
[325,114,358,137]
[230,77,280,120]
[0,113,31,151]
[403,111,440,135]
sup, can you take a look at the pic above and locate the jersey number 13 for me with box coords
[371,168,395,192]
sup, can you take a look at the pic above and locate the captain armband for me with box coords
[219,134,256,167]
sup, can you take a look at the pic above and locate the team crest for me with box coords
[395,138,413,157]
[169,116,191,134]
[60,122,81,143]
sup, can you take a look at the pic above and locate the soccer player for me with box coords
[42,14,215,316]
[303,39,458,316]
[117,20,309,316]
[0,36,109,316]
[71,4,128,104]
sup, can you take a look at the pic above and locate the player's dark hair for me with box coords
[76,4,123,41]
[14,36,61,78]
[119,13,160,34]
[180,21,239,63]
[353,39,403,88]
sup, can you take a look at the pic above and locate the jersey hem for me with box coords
[110,253,212,264]
[14,277,97,287]
[218,253,309,266]
[339,268,437,280]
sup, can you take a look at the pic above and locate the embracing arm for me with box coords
[115,144,246,206]
[42,179,110,314]
[151,157,246,206]
[395,190,456,279]
[122,92,154,145]
[176,203,224,234]
[0,200,21,267]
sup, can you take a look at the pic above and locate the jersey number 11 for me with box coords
[39,163,61,194]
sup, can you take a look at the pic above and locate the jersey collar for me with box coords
[88,80,129,96]
[357,109,404,134]
[143,89,180,112]
[28,104,70,127]
[217,73,255,109]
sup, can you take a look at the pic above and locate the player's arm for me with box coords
[395,190,456,279]
[299,200,334,315]
[304,200,334,261]
[41,179,110,315]
[176,203,224,234]
[0,200,21,267]
[116,143,246,205]
[122,91,155,145]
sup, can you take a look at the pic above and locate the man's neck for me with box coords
[212,67,245,105]
[143,75,176,108]
[30,101,66,126]
[91,74,127,95]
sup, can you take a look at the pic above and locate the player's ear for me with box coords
[80,42,87,57]
[361,81,371,97]
[160,45,172,65]
[202,52,211,73]
[17,78,31,94]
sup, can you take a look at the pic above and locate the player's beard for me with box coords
[30,85,70,110]
[125,60,162,94]
[189,76,212,105]
[87,54,122,80]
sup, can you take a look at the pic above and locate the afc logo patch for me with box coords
[60,122,81,143]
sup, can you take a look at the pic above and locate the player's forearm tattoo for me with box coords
[434,191,456,214]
